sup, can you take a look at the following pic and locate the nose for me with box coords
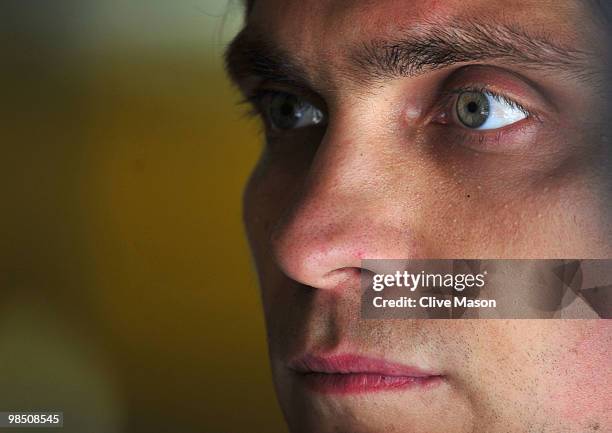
[270,115,426,291]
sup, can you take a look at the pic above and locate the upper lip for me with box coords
[289,354,440,377]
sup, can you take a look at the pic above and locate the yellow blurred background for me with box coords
[1,1,286,432]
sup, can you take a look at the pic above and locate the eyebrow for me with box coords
[225,19,597,90]
[353,20,596,82]
[225,29,312,90]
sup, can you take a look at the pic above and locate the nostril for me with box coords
[324,267,362,279]
[320,267,363,291]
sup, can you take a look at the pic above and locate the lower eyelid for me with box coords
[424,115,541,154]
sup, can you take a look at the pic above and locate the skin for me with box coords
[227,1,612,432]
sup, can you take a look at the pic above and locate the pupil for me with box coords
[280,103,293,117]
[467,101,479,113]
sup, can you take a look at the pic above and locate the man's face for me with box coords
[227,1,612,432]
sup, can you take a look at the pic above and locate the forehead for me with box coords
[249,0,592,52]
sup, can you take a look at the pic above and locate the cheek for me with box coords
[243,155,286,241]
[243,144,318,243]
[547,321,612,422]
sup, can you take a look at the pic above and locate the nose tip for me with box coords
[270,206,418,291]
[271,222,366,290]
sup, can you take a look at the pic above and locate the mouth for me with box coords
[288,354,444,395]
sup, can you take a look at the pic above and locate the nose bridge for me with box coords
[270,113,421,291]
[301,119,375,207]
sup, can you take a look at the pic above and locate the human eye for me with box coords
[249,90,326,131]
[453,88,529,130]
[426,69,547,152]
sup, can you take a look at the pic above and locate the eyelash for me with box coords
[238,90,270,118]
[436,85,534,121]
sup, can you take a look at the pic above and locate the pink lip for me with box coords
[289,354,443,395]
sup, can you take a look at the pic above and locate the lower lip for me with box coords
[299,372,442,394]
